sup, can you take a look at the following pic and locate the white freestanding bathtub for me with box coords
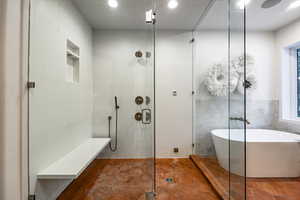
[211,129,300,178]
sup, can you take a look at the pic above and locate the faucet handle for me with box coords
[230,117,250,125]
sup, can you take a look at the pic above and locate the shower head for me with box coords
[261,0,282,9]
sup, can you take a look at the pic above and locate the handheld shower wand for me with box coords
[114,96,120,109]
[108,96,119,152]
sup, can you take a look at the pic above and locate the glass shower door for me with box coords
[228,0,247,199]
[190,0,247,199]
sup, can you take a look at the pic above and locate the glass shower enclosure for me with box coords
[28,0,156,199]
[27,0,247,199]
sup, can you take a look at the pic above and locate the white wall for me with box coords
[93,30,154,159]
[0,0,7,198]
[29,0,93,198]
[194,31,276,101]
[155,30,193,158]
[0,0,23,199]
[276,19,300,57]
[246,32,277,100]
[93,30,193,159]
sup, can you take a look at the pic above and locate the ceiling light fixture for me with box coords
[287,0,300,10]
[237,0,251,10]
[168,0,178,9]
[108,0,118,8]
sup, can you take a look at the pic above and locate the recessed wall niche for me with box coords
[66,39,80,83]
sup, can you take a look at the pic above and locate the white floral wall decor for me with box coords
[204,54,256,96]
[204,64,239,96]
[231,54,255,75]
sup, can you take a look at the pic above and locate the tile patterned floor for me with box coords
[156,159,220,200]
[191,155,300,200]
[57,158,220,200]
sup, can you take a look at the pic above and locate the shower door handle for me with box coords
[142,109,151,124]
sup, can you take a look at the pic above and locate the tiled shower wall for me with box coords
[93,30,194,158]
[93,30,154,159]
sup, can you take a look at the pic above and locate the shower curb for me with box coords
[190,155,230,200]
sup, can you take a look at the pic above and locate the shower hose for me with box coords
[108,103,118,152]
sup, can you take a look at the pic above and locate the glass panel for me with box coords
[229,0,246,199]
[297,48,300,117]
[192,0,232,199]
[191,0,247,198]
[28,0,156,198]
[154,1,230,199]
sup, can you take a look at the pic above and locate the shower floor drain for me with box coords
[165,177,174,183]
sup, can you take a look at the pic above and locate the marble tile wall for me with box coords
[194,99,279,156]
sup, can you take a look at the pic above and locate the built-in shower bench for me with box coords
[37,138,111,179]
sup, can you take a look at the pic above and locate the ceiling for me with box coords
[72,0,211,30]
[72,0,300,31]
[198,0,300,31]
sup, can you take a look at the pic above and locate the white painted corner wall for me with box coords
[29,0,93,198]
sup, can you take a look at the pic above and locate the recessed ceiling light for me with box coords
[287,0,300,10]
[168,0,178,9]
[108,0,118,8]
[237,0,251,10]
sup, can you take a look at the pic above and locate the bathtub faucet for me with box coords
[229,117,250,125]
